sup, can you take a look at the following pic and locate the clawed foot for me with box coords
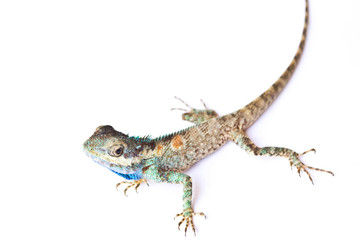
[171,96,218,124]
[290,148,334,184]
[116,179,148,196]
[174,208,206,236]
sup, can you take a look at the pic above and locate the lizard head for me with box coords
[83,125,153,167]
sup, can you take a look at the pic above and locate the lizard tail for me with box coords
[238,0,309,130]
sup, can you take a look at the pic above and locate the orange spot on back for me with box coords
[171,135,183,149]
[155,144,164,156]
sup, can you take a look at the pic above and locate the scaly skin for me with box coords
[83,0,333,235]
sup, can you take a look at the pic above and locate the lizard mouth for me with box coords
[83,146,109,166]
[83,139,100,160]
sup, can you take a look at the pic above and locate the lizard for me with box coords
[82,0,333,235]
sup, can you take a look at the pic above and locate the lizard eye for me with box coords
[115,147,123,156]
[110,145,124,157]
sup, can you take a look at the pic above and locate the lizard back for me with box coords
[153,118,232,171]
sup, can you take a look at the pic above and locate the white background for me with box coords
[1,0,359,239]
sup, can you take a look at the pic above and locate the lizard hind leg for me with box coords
[231,131,334,184]
[171,96,218,124]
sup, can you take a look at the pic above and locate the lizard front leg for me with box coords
[231,130,334,183]
[171,96,218,124]
[142,164,205,236]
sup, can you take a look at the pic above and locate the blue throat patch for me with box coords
[110,169,142,180]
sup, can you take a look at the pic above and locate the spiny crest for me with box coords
[128,135,153,143]
[154,126,193,142]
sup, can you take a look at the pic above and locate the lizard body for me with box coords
[83,0,333,235]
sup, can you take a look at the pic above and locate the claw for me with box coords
[171,96,213,112]
[171,96,194,112]
[289,161,294,170]
[175,209,206,236]
[200,99,209,110]
[292,149,334,184]
[299,148,316,156]
[116,179,148,196]
[177,217,185,230]
[302,168,314,185]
